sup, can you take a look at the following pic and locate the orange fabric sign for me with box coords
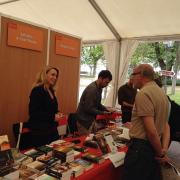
[55,35,80,58]
[7,22,43,51]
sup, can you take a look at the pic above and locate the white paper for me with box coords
[57,124,67,136]
[108,152,125,168]
[104,133,117,153]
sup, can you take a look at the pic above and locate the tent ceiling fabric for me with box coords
[0,0,115,41]
[0,0,180,41]
[96,0,180,38]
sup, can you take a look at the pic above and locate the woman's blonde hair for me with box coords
[33,66,59,91]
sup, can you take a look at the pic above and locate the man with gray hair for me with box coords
[123,64,170,180]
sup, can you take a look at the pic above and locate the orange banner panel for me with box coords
[55,35,80,58]
[7,22,43,51]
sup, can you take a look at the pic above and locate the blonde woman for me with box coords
[28,66,61,147]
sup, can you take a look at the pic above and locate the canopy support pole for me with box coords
[88,0,121,41]
[0,0,20,5]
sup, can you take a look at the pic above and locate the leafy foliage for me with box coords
[81,45,104,64]
[131,41,176,70]
[81,45,105,76]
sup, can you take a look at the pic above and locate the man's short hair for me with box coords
[98,70,112,80]
[138,64,155,80]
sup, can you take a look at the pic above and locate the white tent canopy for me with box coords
[1,0,180,106]
[1,0,180,42]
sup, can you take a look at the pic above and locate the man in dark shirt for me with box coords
[118,77,137,123]
[76,70,112,135]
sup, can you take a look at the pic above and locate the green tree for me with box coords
[131,41,180,94]
[81,45,105,77]
[131,42,176,70]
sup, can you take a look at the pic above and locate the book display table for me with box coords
[65,136,127,180]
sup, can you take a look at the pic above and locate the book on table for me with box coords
[0,135,11,151]
[24,149,45,161]
[18,166,41,180]
[37,154,61,166]
[2,168,20,179]
[46,162,72,180]
[36,145,53,156]
[26,160,47,171]
[93,134,109,154]
[53,147,74,163]
[34,173,58,180]
[74,158,94,171]
[0,135,14,177]
[68,161,84,177]
[82,153,105,164]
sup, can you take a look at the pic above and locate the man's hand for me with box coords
[103,111,112,114]
[122,101,133,108]
[106,107,116,113]
[123,122,132,129]
[155,154,171,166]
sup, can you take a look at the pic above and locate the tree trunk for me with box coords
[154,42,168,92]
[171,41,180,94]
[92,63,97,77]
[89,66,93,76]
[154,42,166,70]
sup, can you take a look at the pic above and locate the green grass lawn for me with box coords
[167,86,180,104]
[168,92,180,104]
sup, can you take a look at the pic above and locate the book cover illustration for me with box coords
[46,163,72,180]
[74,158,94,171]
[24,149,45,161]
[68,161,84,177]
[93,134,109,154]
[82,153,105,164]
[26,160,47,171]
[0,135,11,151]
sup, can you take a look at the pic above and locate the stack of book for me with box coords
[68,161,84,178]
[37,155,61,166]
[50,140,74,149]
[53,142,75,149]
[36,145,53,156]
[0,135,14,177]
[53,147,74,163]
[0,150,14,176]
[46,163,72,180]
[34,173,58,180]
[0,135,11,151]
[26,160,47,172]
[24,149,45,161]
[74,158,94,171]
[12,150,32,166]
[19,166,41,179]
[2,168,20,180]
[82,153,105,164]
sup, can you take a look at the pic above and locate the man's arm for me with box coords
[143,116,164,157]
[118,87,124,105]
[156,122,171,165]
[162,122,170,152]
[122,101,134,108]
[82,88,105,115]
